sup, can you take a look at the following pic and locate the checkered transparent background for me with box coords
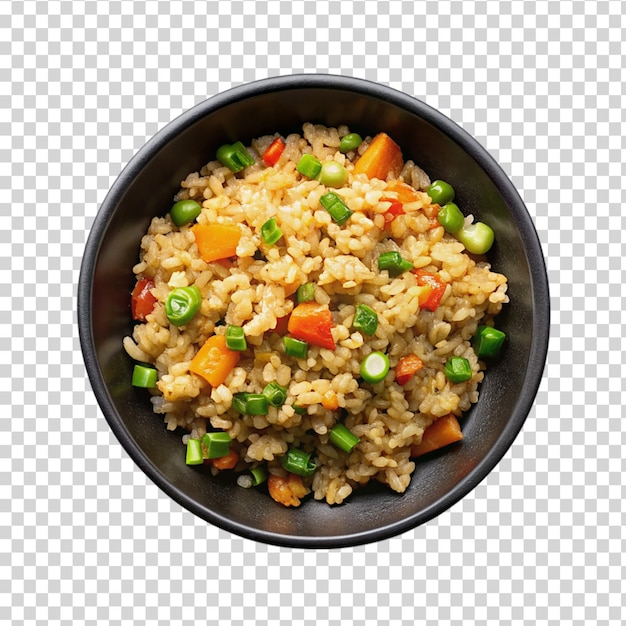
[2,0,624,624]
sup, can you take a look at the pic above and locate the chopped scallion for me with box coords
[165,285,202,326]
[296,282,315,304]
[296,153,322,179]
[319,192,353,226]
[185,438,204,465]
[232,392,269,416]
[216,141,255,172]
[132,364,158,388]
[225,324,247,351]
[283,336,308,359]
[360,351,390,384]
[329,423,360,453]
[260,216,283,245]
[281,448,317,477]
[352,303,378,336]
[377,251,414,276]
[250,465,268,486]
[262,381,288,407]
[201,431,232,459]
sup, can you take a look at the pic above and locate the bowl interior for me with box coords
[79,76,549,548]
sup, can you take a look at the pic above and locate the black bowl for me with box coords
[78,74,549,548]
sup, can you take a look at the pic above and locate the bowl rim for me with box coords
[78,73,550,549]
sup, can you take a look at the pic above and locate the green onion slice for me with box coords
[250,465,268,486]
[377,251,414,277]
[296,282,315,304]
[281,448,317,477]
[225,324,247,351]
[260,217,283,245]
[165,286,202,326]
[319,192,353,226]
[329,423,360,453]
[201,431,232,459]
[360,351,390,384]
[132,364,158,388]
[216,141,255,173]
[262,381,288,407]
[283,336,308,359]
[232,392,269,416]
[296,153,322,179]
[185,438,204,465]
[352,303,378,336]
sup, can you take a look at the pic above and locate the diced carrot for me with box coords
[283,282,299,298]
[413,269,447,312]
[321,391,339,411]
[385,180,423,204]
[427,214,441,229]
[192,223,241,263]
[353,132,404,181]
[395,354,424,385]
[410,414,463,457]
[207,448,239,470]
[131,278,157,321]
[287,302,335,350]
[268,472,309,507]
[189,334,240,387]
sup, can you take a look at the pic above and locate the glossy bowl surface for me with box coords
[78,74,549,548]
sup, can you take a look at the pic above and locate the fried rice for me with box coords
[123,123,509,506]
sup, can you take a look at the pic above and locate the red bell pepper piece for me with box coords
[413,269,447,312]
[272,314,291,336]
[381,198,405,224]
[395,354,424,385]
[131,278,157,321]
[262,137,286,166]
[287,302,336,350]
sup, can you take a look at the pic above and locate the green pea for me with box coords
[427,180,455,206]
[456,221,495,255]
[319,161,348,188]
[437,202,465,233]
[170,199,202,227]
[339,133,363,153]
